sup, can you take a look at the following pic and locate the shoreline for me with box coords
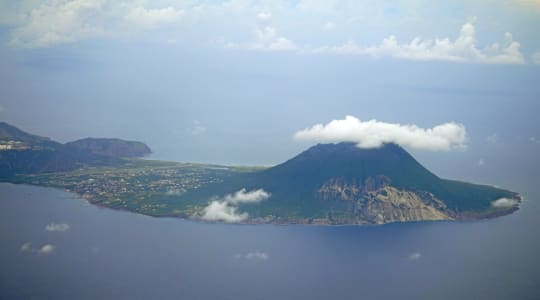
[0,181,521,227]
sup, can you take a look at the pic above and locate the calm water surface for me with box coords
[1,181,539,300]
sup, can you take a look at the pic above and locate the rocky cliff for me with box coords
[317,176,453,224]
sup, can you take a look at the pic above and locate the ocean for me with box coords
[1,181,539,300]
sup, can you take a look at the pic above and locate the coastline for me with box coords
[0,181,521,227]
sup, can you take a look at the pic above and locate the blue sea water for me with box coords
[0,181,539,300]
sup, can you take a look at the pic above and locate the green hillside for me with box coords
[0,122,150,178]
[179,142,517,219]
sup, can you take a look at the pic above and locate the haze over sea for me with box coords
[1,167,539,299]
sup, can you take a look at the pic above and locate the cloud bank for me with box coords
[8,0,107,48]
[7,0,184,48]
[228,16,525,64]
[294,116,467,151]
[4,2,533,65]
[45,223,70,232]
[491,198,518,208]
[199,188,270,223]
[311,20,524,64]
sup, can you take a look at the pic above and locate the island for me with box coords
[0,122,520,225]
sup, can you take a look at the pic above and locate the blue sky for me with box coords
[0,0,539,184]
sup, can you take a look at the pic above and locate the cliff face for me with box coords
[317,176,453,224]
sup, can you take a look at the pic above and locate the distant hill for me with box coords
[0,122,151,177]
[181,142,519,224]
[0,122,61,150]
[66,138,151,158]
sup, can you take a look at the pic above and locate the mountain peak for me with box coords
[265,142,437,189]
[301,142,407,158]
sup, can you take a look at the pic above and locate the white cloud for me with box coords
[20,242,32,253]
[223,188,271,204]
[294,116,467,151]
[45,223,70,232]
[492,197,518,208]
[226,12,296,51]
[198,188,270,223]
[8,1,184,48]
[256,12,272,23]
[234,251,269,261]
[227,18,524,64]
[246,251,269,261]
[38,244,55,254]
[408,252,422,260]
[20,242,55,255]
[125,6,183,28]
[311,20,524,64]
[189,120,207,136]
[201,200,248,223]
[478,159,485,166]
[9,0,108,48]
[6,3,530,66]
[252,26,296,50]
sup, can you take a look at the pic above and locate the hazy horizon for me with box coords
[1,0,539,183]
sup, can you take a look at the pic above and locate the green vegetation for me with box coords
[0,122,520,225]
[0,122,152,177]
[175,142,518,221]
[9,158,258,217]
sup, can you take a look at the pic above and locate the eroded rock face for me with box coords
[317,176,453,224]
[318,175,390,201]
